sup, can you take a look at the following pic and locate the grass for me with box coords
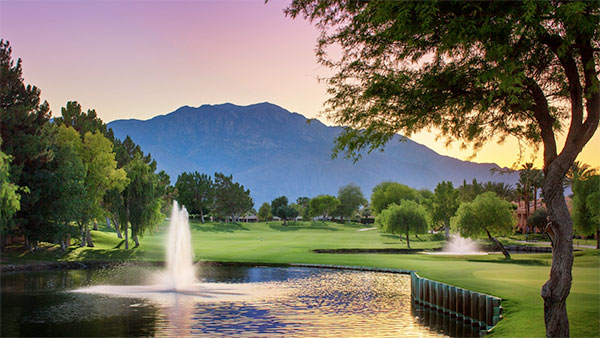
[2,220,599,337]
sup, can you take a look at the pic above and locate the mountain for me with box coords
[108,102,517,205]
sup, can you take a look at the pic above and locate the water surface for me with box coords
[1,265,479,337]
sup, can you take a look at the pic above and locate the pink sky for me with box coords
[1,0,597,168]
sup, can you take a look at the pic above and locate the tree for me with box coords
[528,208,550,234]
[564,161,597,188]
[336,183,367,222]
[481,181,516,202]
[309,195,340,220]
[375,200,428,249]
[0,143,22,239]
[54,101,107,136]
[49,125,89,250]
[76,131,128,246]
[432,181,460,239]
[453,192,515,259]
[296,197,311,220]
[175,172,214,223]
[286,2,599,334]
[0,40,54,249]
[257,202,272,222]
[370,182,419,215]
[271,196,296,225]
[457,179,484,203]
[572,175,600,249]
[123,155,164,248]
[213,172,253,222]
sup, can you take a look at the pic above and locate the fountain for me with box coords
[163,201,197,290]
[427,235,487,255]
[74,201,282,303]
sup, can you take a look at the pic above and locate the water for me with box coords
[0,205,479,337]
[431,236,487,255]
[0,266,482,337]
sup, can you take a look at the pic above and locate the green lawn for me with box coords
[2,220,599,337]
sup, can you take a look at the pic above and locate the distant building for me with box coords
[513,197,572,234]
[239,215,258,223]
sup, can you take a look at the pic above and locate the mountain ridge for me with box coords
[108,102,517,205]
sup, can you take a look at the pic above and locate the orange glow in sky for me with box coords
[1,0,597,169]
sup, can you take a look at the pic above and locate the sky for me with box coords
[1,0,598,169]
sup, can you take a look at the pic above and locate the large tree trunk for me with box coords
[596,230,599,250]
[541,184,573,338]
[486,229,511,259]
[444,224,450,239]
[200,209,205,224]
[106,216,111,229]
[405,231,410,249]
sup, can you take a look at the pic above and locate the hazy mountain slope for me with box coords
[108,102,517,205]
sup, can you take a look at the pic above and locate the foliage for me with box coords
[271,196,288,217]
[285,2,599,331]
[370,182,419,215]
[309,194,340,219]
[572,175,600,248]
[213,172,253,220]
[175,172,214,223]
[375,200,428,248]
[335,183,367,220]
[0,144,21,232]
[565,161,598,188]
[257,202,272,222]
[432,181,459,238]
[296,197,311,219]
[271,196,295,225]
[0,39,54,246]
[123,155,164,248]
[528,208,550,232]
[452,192,515,258]
[53,101,107,136]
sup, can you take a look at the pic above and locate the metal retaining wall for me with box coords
[411,272,503,332]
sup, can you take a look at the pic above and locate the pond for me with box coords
[1,265,481,337]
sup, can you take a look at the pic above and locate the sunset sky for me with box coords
[1,0,598,169]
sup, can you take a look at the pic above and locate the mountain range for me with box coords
[107,102,517,205]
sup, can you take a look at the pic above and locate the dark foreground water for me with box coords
[1,265,481,337]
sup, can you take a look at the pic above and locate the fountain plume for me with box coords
[441,235,484,255]
[165,200,197,290]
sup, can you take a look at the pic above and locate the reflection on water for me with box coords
[1,266,468,337]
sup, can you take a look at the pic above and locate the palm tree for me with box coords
[564,161,597,189]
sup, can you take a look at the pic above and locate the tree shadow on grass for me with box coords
[73,248,138,261]
[269,224,300,231]
[191,222,250,233]
[268,222,339,232]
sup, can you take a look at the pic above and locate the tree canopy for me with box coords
[309,195,340,220]
[452,192,515,259]
[375,200,428,249]
[572,175,600,249]
[175,172,214,223]
[286,2,599,334]
[336,183,367,221]
[432,181,459,239]
[371,182,419,215]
